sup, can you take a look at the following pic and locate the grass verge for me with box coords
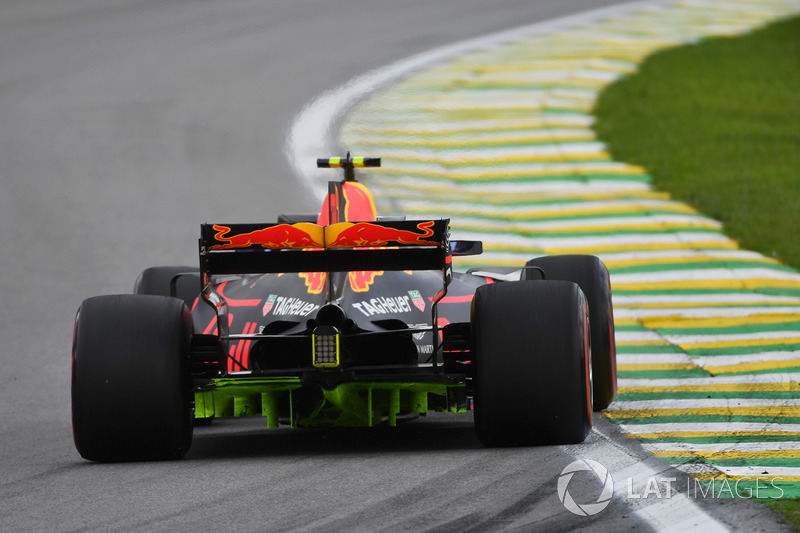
[593,14,800,530]
[593,16,800,269]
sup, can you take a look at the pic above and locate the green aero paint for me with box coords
[195,378,466,428]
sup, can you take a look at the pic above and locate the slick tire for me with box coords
[524,255,617,410]
[72,294,194,461]
[134,266,200,309]
[472,280,592,446]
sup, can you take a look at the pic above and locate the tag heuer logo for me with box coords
[408,290,425,312]
[262,294,277,316]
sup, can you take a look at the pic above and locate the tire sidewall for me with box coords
[525,255,617,410]
[72,294,193,461]
[472,280,592,446]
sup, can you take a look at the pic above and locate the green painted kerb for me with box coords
[195,377,466,428]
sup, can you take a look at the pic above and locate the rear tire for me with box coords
[472,280,592,446]
[525,255,617,410]
[72,294,194,461]
[134,266,200,309]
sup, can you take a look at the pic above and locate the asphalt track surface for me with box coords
[0,1,790,531]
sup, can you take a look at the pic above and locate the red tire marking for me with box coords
[607,278,617,396]
[584,302,593,424]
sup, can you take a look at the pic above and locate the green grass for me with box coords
[593,15,800,530]
[765,497,800,531]
[593,16,800,269]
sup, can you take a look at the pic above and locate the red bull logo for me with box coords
[299,272,327,294]
[349,271,384,292]
[341,182,377,222]
[317,181,378,225]
[326,221,437,248]
[210,223,324,250]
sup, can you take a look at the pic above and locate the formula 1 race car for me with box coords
[71,155,616,461]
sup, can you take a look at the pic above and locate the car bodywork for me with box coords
[72,154,615,461]
[188,157,487,428]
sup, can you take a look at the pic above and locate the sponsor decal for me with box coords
[407,323,430,340]
[349,270,384,292]
[210,223,323,250]
[408,290,425,311]
[262,294,277,316]
[269,296,320,317]
[299,272,327,294]
[408,324,430,341]
[351,295,413,317]
[326,220,437,248]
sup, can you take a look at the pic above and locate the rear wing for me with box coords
[199,219,453,343]
[199,219,450,275]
